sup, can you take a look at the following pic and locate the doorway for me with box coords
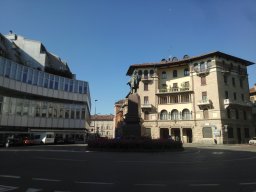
[160,128,169,139]
[171,128,181,141]
[237,128,241,144]
[183,128,193,143]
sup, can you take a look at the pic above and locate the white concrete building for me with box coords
[0,32,91,142]
[126,51,255,144]
[89,115,115,138]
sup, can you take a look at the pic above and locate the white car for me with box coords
[249,137,256,145]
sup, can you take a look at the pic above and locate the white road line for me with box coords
[190,184,220,187]
[75,181,114,185]
[32,178,61,182]
[0,175,21,179]
[35,157,87,162]
[239,182,256,185]
[25,188,42,192]
[0,184,18,191]
[134,184,166,187]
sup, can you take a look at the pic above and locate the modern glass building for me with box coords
[0,32,91,142]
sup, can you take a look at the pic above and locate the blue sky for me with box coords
[1,0,256,114]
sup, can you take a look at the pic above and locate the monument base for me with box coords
[122,93,142,138]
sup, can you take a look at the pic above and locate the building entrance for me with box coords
[160,128,169,139]
[183,128,193,143]
[171,128,181,141]
[237,128,242,144]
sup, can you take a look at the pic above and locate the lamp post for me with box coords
[94,100,98,134]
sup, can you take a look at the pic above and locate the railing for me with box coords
[141,103,153,108]
[198,99,212,105]
[157,87,191,93]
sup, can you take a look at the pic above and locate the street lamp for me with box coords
[94,100,98,134]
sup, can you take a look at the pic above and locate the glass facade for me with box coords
[0,57,89,95]
[0,95,86,120]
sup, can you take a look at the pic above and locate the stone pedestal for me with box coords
[122,93,142,138]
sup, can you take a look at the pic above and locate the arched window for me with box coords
[182,109,190,120]
[184,68,189,76]
[173,70,178,78]
[144,70,148,79]
[138,70,142,77]
[160,110,168,120]
[161,71,167,79]
[171,109,179,120]
[150,70,154,77]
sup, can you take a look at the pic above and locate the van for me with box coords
[32,132,55,144]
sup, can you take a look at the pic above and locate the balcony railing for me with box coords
[157,87,191,94]
[224,99,253,108]
[197,99,212,109]
[141,103,153,109]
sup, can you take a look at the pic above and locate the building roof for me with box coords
[250,84,256,95]
[91,115,114,121]
[126,51,255,75]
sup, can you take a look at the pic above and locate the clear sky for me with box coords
[1,0,256,115]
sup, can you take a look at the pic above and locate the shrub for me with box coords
[87,138,183,152]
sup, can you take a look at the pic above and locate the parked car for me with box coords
[249,137,256,145]
[54,136,65,144]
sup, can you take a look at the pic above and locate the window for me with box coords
[35,103,41,117]
[182,109,190,120]
[232,77,235,87]
[49,75,54,89]
[44,73,49,88]
[233,92,237,100]
[83,82,87,94]
[144,70,148,79]
[4,62,11,78]
[203,109,209,119]
[159,96,167,104]
[64,78,69,91]
[240,78,243,88]
[144,96,149,104]
[54,76,59,90]
[10,63,17,79]
[38,71,44,87]
[74,81,78,93]
[33,70,39,85]
[81,108,86,119]
[202,127,212,138]
[184,68,189,76]
[150,70,154,77]
[144,83,148,91]
[23,101,29,116]
[201,76,206,85]
[16,65,22,81]
[160,110,168,120]
[181,94,190,102]
[22,67,28,83]
[243,111,247,120]
[69,80,74,92]
[41,102,47,117]
[48,105,53,118]
[225,91,229,99]
[144,111,149,120]
[200,62,206,72]
[171,109,179,120]
[76,108,81,119]
[161,71,167,79]
[27,68,33,84]
[241,94,244,101]
[173,70,177,78]
[78,81,83,93]
[235,109,239,119]
[0,62,4,75]
[227,108,231,119]
[65,107,70,119]
[244,128,250,138]
[224,75,228,84]
[174,95,179,103]
[71,108,75,119]
[228,127,234,138]
[202,92,207,101]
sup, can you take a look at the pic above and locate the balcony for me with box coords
[157,87,192,94]
[197,99,213,109]
[194,66,210,76]
[140,75,153,82]
[141,103,153,109]
[224,99,253,108]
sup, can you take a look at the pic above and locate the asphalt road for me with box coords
[0,144,256,192]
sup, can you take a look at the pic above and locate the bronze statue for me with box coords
[127,70,141,94]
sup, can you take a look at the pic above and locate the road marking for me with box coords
[239,182,256,185]
[212,152,224,155]
[190,184,220,187]
[35,157,87,162]
[0,184,18,192]
[25,188,42,192]
[134,184,166,187]
[32,178,61,182]
[0,175,21,179]
[75,181,114,185]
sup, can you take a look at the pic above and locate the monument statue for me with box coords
[127,70,141,94]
